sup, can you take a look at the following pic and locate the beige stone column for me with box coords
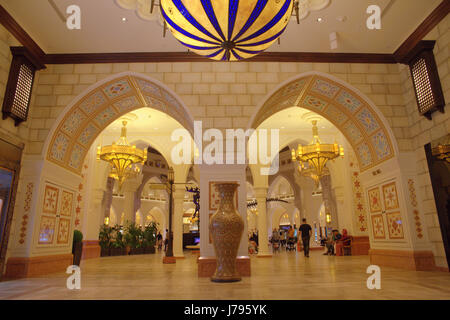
[255,187,271,257]
[173,187,185,258]
[122,179,141,224]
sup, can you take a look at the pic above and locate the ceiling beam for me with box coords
[0,5,45,64]
[394,0,450,63]
[44,51,398,64]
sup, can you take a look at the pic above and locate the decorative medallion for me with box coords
[386,211,404,239]
[368,187,382,213]
[371,214,385,239]
[43,185,59,215]
[382,182,399,210]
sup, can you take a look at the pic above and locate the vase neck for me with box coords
[217,183,238,212]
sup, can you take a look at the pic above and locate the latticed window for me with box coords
[2,47,44,126]
[408,41,445,120]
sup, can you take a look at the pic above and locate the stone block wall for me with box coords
[400,15,449,268]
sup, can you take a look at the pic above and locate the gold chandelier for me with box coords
[297,162,329,189]
[97,121,147,189]
[292,120,344,179]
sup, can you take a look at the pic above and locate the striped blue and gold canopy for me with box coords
[160,0,294,61]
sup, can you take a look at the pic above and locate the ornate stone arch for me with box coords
[248,72,399,172]
[44,72,194,175]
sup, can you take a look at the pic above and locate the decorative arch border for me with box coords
[248,72,399,172]
[44,72,194,175]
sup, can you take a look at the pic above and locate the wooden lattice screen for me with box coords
[2,47,44,126]
[408,41,445,120]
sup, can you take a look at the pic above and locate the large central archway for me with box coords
[43,72,194,175]
[248,72,398,172]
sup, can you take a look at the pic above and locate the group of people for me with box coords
[269,219,352,258]
[321,229,351,256]
[270,225,297,251]
[156,229,169,252]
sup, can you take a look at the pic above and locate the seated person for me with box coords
[323,230,341,255]
[339,229,351,245]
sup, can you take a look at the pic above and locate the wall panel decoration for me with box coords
[38,216,56,244]
[386,211,405,239]
[42,185,59,215]
[368,187,382,213]
[382,182,399,210]
[18,182,33,245]
[371,214,386,239]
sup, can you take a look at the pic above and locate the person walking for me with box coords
[298,218,312,258]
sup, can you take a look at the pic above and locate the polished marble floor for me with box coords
[0,250,449,300]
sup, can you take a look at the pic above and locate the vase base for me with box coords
[211,276,242,283]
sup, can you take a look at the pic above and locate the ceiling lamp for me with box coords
[159,0,294,61]
[292,120,343,179]
[97,121,147,189]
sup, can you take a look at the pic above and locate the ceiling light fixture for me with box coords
[292,120,344,179]
[159,0,294,61]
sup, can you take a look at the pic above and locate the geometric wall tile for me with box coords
[69,144,85,170]
[282,78,308,96]
[311,78,340,99]
[336,90,362,113]
[50,133,70,162]
[324,104,348,125]
[136,78,162,98]
[356,142,373,168]
[113,96,140,113]
[342,121,363,144]
[301,95,328,111]
[61,109,86,135]
[103,79,132,99]
[371,130,391,160]
[77,123,99,147]
[356,107,380,135]
[93,106,118,127]
[145,95,166,112]
[79,91,107,115]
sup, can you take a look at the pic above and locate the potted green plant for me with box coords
[72,229,83,266]
[99,224,112,257]
[125,222,144,255]
[110,225,126,256]
[143,222,158,254]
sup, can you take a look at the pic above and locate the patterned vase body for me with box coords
[209,183,244,282]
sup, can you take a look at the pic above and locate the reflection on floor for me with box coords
[0,250,449,300]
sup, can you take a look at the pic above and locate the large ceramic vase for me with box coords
[209,182,244,282]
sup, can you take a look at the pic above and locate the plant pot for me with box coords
[110,247,124,256]
[144,246,155,254]
[209,182,244,283]
[100,247,110,257]
[129,247,144,255]
[72,241,83,266]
